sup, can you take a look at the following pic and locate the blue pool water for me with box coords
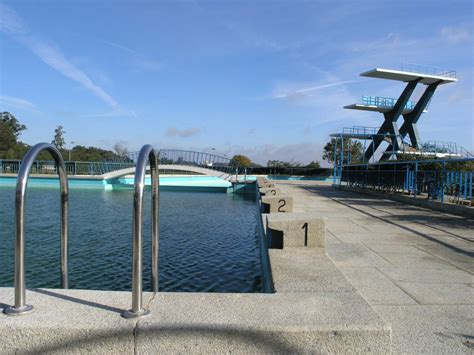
[0,175,232,191]
[0,187,262,292]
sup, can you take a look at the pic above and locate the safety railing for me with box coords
[362,95,416,110]
[4,143,69,316]
[400,63,457,79]
[0,159,134,175]
[342,126,379,136]
[338,159,474,205]
[122,145,160,319]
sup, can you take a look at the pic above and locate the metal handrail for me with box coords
[122,144,159,319]
[4,143,69,316]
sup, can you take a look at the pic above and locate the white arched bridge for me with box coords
[100,149,236,180]
[102,164,233,180]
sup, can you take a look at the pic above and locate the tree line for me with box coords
[0,112,127,161]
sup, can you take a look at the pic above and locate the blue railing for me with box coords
[340,159,474,204]
[400,63,457,79]
[0,160,135,175]
[362,95,416,110]
[342,126,379,136]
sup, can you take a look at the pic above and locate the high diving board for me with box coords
[361,68,457,85]
[343,103,425,115]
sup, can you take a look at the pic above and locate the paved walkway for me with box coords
[276,181,473,354]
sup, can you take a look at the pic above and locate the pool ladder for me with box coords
[4,143,160,319]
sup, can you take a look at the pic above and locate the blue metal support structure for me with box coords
[364,79,421,161]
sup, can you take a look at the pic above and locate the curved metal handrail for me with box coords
[122,144,159,319]
[4,143,69,316]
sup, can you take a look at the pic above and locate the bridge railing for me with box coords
[1,149,235,176]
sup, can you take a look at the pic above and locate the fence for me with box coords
[0,160,135,176]
[338,159,474,205]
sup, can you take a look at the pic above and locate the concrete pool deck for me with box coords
[0,250,390,353]
[0,179,391,353]
[1,180,472,353]
[275,180,473,353]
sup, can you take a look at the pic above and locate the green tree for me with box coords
[230,154,252,167]
[267,160,302,168]
[305,161,321,169]
[323,137,363,165]
[1,112,26,138]
[0,120,17,154]
[52,125,66,150]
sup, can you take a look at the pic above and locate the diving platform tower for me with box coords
[343,64,457,162]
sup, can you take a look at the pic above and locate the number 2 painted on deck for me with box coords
[278,199,286,212]
[302,223,308,246]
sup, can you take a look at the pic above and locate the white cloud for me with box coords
[272,80,356,100]
[102,40,161,72]
[85,108,137,119]
[0,95,36,110]
[0,3,26,34]
[441,25,471,43]
[0,4,118,108]
[166,127,201,138]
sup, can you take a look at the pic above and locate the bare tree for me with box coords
[113,142,129,157]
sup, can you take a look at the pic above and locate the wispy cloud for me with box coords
[102,40,161,72]
[85,108,137,119]
[441,24,471,43]
[0,3,118,107]
[0,95,37,110]
[166,127,201,138]
[272,80,356,100]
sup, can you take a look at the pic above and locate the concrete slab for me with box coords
[138,292,391,353]
[379,266,474,284]
[395,282,473,305]
[373,305,473,354]
[376,252,458,270]
[338,267,417,305]
[0,288,136,354]
[266,212,326,248]
[136,248,391,353]
[269,248,353,293]
[326,243,394,269]
[271,181,474,353]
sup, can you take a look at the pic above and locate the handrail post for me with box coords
[122,144,159,319]
[4,143,69,316]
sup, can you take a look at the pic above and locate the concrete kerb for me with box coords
[261,195,294,213]
[258,187,282,196]
[266,212,326,249]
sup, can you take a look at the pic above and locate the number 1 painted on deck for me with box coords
[302,223,308,247]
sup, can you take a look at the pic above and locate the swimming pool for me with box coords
[0,175,232,192]
[0,187,262,293]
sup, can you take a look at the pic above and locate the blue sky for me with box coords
[0,0,472,165]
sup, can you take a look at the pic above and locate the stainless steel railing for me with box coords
[122,144,160,319]
[4,143,69,316]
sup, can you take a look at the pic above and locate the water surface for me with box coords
[0,187,261,292]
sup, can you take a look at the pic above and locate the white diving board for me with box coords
[343,103,426,114]
[360,68,457,85]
